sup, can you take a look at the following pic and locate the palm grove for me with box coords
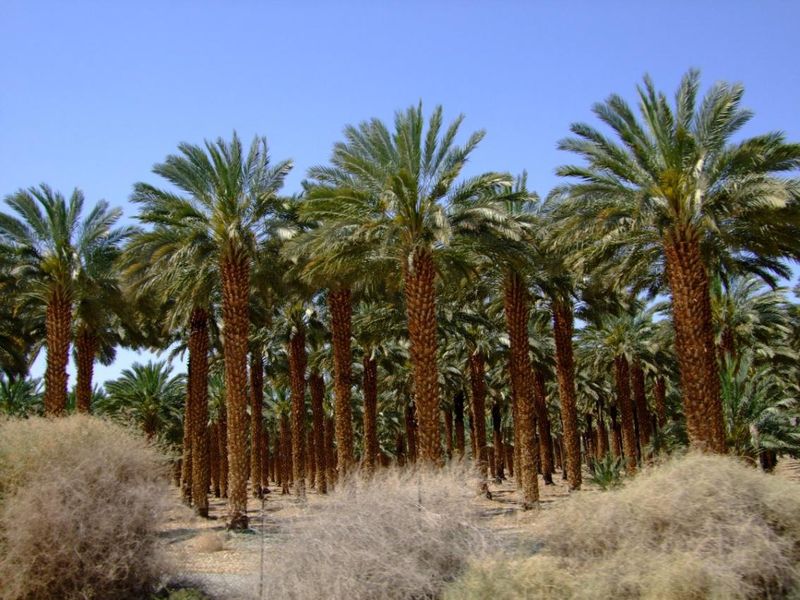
[1,71,799,528]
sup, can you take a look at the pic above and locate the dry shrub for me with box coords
[0,415,172,600]
[263,463,493,600]
[445,453,800,599]
[191,532,227,553]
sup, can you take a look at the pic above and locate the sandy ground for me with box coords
[162,458,800,599]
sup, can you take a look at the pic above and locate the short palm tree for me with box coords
[303,103,518,463]
[555,70,800,452]
[0,185,126,414]
[131,132,292,528]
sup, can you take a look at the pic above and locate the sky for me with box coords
[2,1,799,385]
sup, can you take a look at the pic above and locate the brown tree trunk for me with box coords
[468,352,489,479]
[250,351,264,498]
[280,413,291,494]
[181,356,193,505]
[453,390,466,458]
[75,327,97,413]
[362,353,379,475]
[491,401,505,480]
[631,362,652,457]
[325,414,336,487]
[189,307,210,517]
[328,288,355,475]
[443,407,454,460]
[532,366,555,485]
[218,396,229,498]
[220,256,250,529]
[654,376,667,428]
[663,232,725,453]
[307,427,316,487]
[44,292,71,415]
[310,371,327,494]
[261,427,270,492]
[405,402,418,463]
[210,423,221,497]
[596,399,609,458]
[288,326,307,497]
[615,355,638,474]
[552,298,582,490]
[609,404,622,459]
[403,247,441,463]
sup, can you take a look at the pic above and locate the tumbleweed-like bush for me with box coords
[445,453,800,599]
[0,415,172,600]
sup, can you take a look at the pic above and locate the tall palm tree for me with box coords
[0,185,126,414]
[555,70,800,452]
[131,132,292,529]
[303,103,519,463]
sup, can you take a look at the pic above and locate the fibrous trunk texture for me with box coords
[468,352,489,479]
[362,354,379,476]
[310,371,327,494]
[491,402,505,480]
[280,413,291,495]
[663,232,725,453]
[210,423,221,497]
[453,391,466,458]
[405,402,418,463]
[654,376,667,429]
[328,288,355,475]
[250,351,264,498]
[181,372,193,505]
[44,292,71,415]
[220,256,250,529]
[615,355,638,475]
[288,326,307,497]
[261,428,270,492]
[189,308,210,517]
[218,404,229,498]
[325,415,336,488]
[403,247,441,463]
[631,362,652,457]
[533,366,555,485]
[75,327,97,413]
[503,271,539,505]
[552,298,582,490]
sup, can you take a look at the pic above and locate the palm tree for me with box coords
[555,70,800,452]
[0,375,42,417]
[303,103,518,464]
[99,360,185,441]
[131,132,292,529]
[0,185,125,414]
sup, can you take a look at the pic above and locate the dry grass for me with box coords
[261,463,494,600]
[0,415,172,600]
[445,452,800,599]
[191,532,228,553]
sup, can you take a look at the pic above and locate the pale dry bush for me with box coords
[262,463,493,600]
[0,415,172,600]
[445,453,800,599]
[191,532,227,553]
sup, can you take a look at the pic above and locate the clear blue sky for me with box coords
[2,1,799,385]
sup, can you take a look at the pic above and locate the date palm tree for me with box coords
[131,132,291,529]
[0,185,126,414]
[555,70,800,452]
[303,103,519,463]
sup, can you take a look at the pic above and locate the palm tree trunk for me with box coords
[532,366,555,485]
[443,407,454,459]
[280,413,291,495]
[309,371,327,494]
[44,292,71,415]
[468,352,489,478]
[403,247,441,464]
[75,327,97,413]
[218,404,229,498]
[405,402,418,463]
[614,355,638,474]
[362,353,379,476]
[453,390,466,458]
[631,362,652,457]
[189,307,210,517]
[250,351,264,498]
[307,428,316,487]
[503,271,539,505]
[288,326,307,497]
[181,353,193,504]
[663,232,725,453]
[551,298,582,490]
[325,414,336,487]
[220,256,250,529]
[261,427,270,492]
[328,288,355,474]
[491,401,505,480]
[210,423,221,497]
[654,376,667,428]
[596,399,609,458]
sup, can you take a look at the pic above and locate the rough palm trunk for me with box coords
[210,423,221,497]
[596,399,609,458]
[189,307,210,517]
[468,352,489,479]
[75,327,97,413]
[491,402,505,480]
[405,402,418,463]
[362,354,379,475]
[631,362,652,456]
[654,376,667,428]
[552,298,582,490]
[280,413,291,494]
[328,288,355,475]
[663,232,725,453]
[614,355,638,474]
[503,271,539,505]
[220,256,250,529]
[532,366,555,485]
[307,428,316,487]
[309,371,327,494]
[261,428,270,492]
[453,390,466,458]
[403,247,441,463]
[443,407,454,459]
[250,351,264,498]
[181,354,193,505]
[218,399,229,498]
[288,326,307,497]
[44,292,71,415]
[325,415,337,487]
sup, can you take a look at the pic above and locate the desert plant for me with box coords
[588,453,624,490]
[0,415,171,600]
